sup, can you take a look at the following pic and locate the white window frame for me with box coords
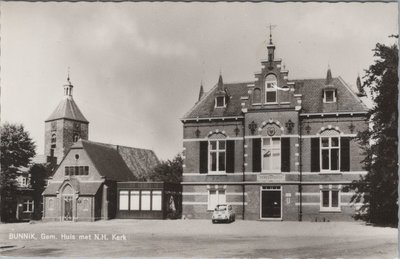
[261,137,281,173]
[320,136,340,172]
[265,74,278,104]
[208,189,226,211]
[119,190,129,211]
[323,90,337,103]
[320,186,341,212]
[208,140,226,174]
[215,96,226,108]
[23,200,34,213]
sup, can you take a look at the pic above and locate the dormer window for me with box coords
[265,74,277,103]
[215,96,226,108]
[324,89,337,103]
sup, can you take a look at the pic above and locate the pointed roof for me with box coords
[326,67,333,85]
[46,97,89,123]
[198,83,204,101]
[217,74,224,91]
[70,140,159,181]
[356,75,365,96]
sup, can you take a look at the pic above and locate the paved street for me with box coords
[0,219,397,258]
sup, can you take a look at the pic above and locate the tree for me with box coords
[0,123,36,222]
[148,154,183,219]
[349,37,398,226]
[148,154,183,184]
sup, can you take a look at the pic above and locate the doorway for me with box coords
[63,196,73,221]
[260,186,282,219]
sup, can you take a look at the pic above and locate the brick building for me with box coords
[181,37,368,221]
[41,78,160,221]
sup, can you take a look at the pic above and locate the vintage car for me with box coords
[212,204,235,223]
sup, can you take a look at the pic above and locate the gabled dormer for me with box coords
[322,68,337,104]
[214,74,227,108]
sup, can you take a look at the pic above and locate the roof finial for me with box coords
[268,24,277,45]
[326,65,333,85]
[67,67,71,85]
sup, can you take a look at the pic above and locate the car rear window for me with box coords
[215,205,227,211]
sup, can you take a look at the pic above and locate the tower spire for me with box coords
[64,68,74,97]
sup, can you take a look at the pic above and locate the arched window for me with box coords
[73,133,79,142]
[265,74,277,103]
[51,134,56,143]
[253,88,261,104]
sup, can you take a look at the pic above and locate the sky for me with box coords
[1,2,397,160]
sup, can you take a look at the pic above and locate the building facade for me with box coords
[44,77,89,165]
[181,39,368,221]
[42,77,160,221]
[42,140,159,221]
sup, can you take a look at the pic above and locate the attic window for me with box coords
[215,96,226,108]
[324,90,337,103]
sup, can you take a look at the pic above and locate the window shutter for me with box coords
[226,140,235,173]
[311,138,320,172]
[252,138,261,172]
[281,138,290,172]
[340,137,350,171]
[199,141,208,174]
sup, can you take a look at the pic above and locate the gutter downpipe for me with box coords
[298,112,303,222]
[242,111,246,220]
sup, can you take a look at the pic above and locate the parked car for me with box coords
[212,204,235,223]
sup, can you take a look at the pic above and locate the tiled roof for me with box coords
[182,82,251,119]
[183,77,367,119]
[294,77,368,113]
[43,179,102,195]
[72,140,159,181]
[46,97,88,123]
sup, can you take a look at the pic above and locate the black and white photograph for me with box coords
[0,0,398,258]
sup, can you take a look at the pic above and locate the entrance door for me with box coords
[63,196,73,221]
[261,186,281,219]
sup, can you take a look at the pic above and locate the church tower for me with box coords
[44,76,89,164]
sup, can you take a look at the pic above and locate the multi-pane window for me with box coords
[208,189,226,210]
[65,166,89,176]
[324,90,336,103]
[321,137,340,171]
[265,74,277,103]
[215,96,225,108]
[23,200,34,213]
[119,190,162,211]
[320,188,340,211]
[209,140,226,173]
[262,138,281,172]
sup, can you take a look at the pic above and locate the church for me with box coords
[41,77,171,222]
[180,36,368,221]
